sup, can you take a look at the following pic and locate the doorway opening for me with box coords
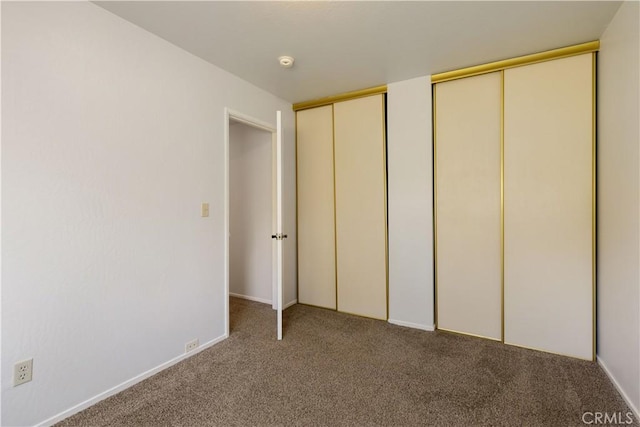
[224,109,281,339]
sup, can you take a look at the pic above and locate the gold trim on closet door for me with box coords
[433,85,439,329]
[503,53,594,360]
[296,106,337,309]
[382,94,390,320]
[293,85,387,112]
[500,70,505,343]
[334,94,387,320]
[332,104,339,310]
[295,111,299,300]
[431,41,599,84]
[435,72,503,341]
[591,52,597,361]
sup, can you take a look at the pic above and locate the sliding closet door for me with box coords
[296,106,336,309]
[504,54,593,360]
[334,95,387,320]
[435,72,502,340]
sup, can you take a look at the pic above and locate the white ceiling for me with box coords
[94,1,621,104]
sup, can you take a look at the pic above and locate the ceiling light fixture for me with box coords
[278,56,295,68]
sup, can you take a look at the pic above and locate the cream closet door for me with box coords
[334,95,387,320]
[296,105,336,309]
[435,72,502,340]
[504,54,593,360]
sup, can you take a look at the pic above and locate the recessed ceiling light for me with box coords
[278,56,295,68]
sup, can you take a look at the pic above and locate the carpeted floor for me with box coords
[58,297,637,426]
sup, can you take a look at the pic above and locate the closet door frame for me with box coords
[431,42,597,360]
[294,86,389,319]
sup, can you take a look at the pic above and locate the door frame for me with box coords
[224,107,278,338]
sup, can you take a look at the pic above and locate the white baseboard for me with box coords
[37,334,228,427]
[388,318,435,331]
[229,292,271,305]
[597,356,640,422]
[284,298,297,309]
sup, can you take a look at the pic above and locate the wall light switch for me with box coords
[201,203,210,217]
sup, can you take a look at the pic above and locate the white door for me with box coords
[435,72,502,341]
[274,111,284,340]
[503,54,593,360]
[333,95,387,320]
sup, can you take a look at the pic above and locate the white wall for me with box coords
[597,0,640,418]
[229,123,273,303]
[1,2,296,426]
[386,76,435,330]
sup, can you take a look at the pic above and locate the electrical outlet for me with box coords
[201,203,209,217]
[185,339,199,353]
[14,359,33,387]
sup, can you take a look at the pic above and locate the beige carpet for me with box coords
[58,297,637,426]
